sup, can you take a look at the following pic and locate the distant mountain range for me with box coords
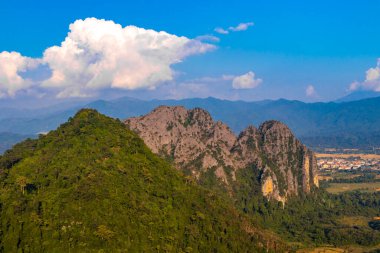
[1,94,380,153]
[0,132,34,154]
[335,90,380,103]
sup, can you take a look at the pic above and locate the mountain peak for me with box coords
[125,106,236,183]
[126,106,319,203]
[72,108,100,119]
[141,106,214,129]
[67,108,116,127]
[151,105,187,114]
[259,120,292,134]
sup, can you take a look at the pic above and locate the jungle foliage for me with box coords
[0,109,278,253]
[233,166,380,247]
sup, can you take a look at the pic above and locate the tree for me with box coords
[94,225,115,241]
[16,176,28,195]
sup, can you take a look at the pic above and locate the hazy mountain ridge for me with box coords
[335,90,380,103]
[1,96,380,154]
[0,132,34,154]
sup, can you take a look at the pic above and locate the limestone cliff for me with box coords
[256,120,319,201]
[125,106,319,202]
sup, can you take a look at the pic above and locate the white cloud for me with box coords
[229,22,254,32]
[110,73,263,101]
[0,51,40,97]
[232,71,262,89]
[221,74,235,81]
[366,59,380,82]
[0,18,215,98]
[363,58,380,91]
[348,59,380,92]
[214,27,229,34]
[214,22,254,36]
[348,81,360,91]
[41,18,216,97]
[195,35,220,43]
[305,85,317,97]
[192,74,235,83]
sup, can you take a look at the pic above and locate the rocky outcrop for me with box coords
[125,106,237,181]
[256,121,319,201]
[125,106,319,202]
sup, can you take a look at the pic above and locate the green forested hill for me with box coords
[0,109,280,252]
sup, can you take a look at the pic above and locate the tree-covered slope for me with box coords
[0,109,281,252]
[124,106,380,248]
[233,167,380,247]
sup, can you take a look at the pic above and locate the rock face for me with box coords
[125,106,319,203]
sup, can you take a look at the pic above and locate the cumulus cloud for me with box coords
[362,58,380,91]
[232,71,262,89]
[305,85,317,97]
[0,51,40,97]
[41,18,216,97]
[366,59,380,82]
[0,18,215,98]
[349,59,380,92]
[229,22,254,32]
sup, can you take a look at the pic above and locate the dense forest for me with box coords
[0,109,379,252]
[0,110,282,252]
[234,166,380,247]
[193,163,380,248]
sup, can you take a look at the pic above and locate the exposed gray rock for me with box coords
[125,106,319,202]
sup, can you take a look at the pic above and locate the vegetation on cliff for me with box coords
[1,108,379,251]
[0,109,281,252]
[234,166,380,247]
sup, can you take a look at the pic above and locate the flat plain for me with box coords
[316,153,380,159]
[325,182,380,194]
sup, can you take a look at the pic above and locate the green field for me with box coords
[325,182,380,194]
[338,216,371,227]
[298,244,380,253]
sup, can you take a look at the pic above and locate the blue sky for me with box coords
[0,0,380,104]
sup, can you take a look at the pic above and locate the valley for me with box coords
[324,182,380,194]
[317,153,380,194]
